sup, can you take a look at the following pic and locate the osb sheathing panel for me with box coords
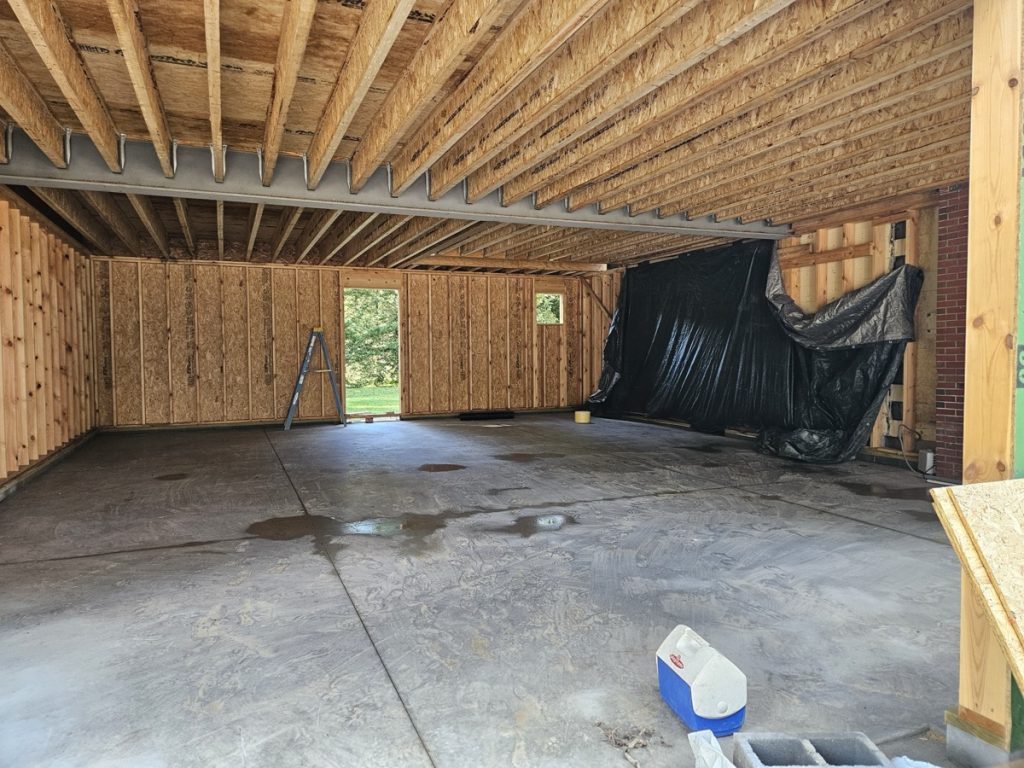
[0,201,94,482]
[93,258,617,426]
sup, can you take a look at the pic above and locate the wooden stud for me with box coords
[389,0,607,196]
[203,0,224,182]
[245,203,265,261]
[125,194,169,257]
[8,0,123,173]
[349,0,506,192]
[216,200,225,260]
[306,0,418,189]
[271,207,304,260]
[260,0,318,186]
[173,199,197,256]
[0,40,67,168]
[106,0,174,177]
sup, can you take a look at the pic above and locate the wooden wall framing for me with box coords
[91,258,619,427]
[0,200,94,482]
[778,210,938,451]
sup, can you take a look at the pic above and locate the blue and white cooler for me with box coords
[656,625,746,736]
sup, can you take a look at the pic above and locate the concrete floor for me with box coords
[0,415,960,768]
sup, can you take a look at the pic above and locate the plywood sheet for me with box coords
[319,270,342,417]
[448,275,469,412]
[296,268,322,419]
[563,279,581,406]
[272,268,297,419]
[140,262,170,424]
[248,267,275,420]
[468,276,489,411]
[92,259,114,427]
[932,480,1024,689]
[405,273,431,414]
[428,274,450,413]
[195,264,225,423]
[488,278,509,409]
[167,263,198,424]
[507,277,529,409]
[109,260,142,425]
[221,265,250,421]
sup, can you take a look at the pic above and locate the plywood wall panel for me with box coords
[319,271,342,417]
[0,204,17,474]
[248,268,275,420]
[9,211,29,465]
[95,259,614,425]
[488,279,509,410]
[294,269,322,420]
[110,260,142,426]
[140,261,171,425]
[405,273,431,414]
[92,259,114,428]
[468,275,490,412]
[167,263,198,424]
[222,265,250,422]
[449,275,470,413]
[428,274,450,413]
[272,268,297,419]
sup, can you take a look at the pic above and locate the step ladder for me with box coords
[284,327,345,430]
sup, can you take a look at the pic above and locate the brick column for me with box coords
[934,183,968,481]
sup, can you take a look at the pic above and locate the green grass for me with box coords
[345,384,400,415]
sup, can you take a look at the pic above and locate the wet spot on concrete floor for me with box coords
[492,452,564,462]
[901,507,937,522]
[699,461,726,469]
[154,472,189,481]
[837,481,930,501]
[490,513,578,537]
[418,463,466,472]
[486,486,531,496]
[247,515,330,540]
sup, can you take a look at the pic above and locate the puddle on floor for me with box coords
[492,452,564,462]
[489,513,578,537]
[155,472,189,481]
[837,481,931,501]
[418,463,466,472]
[680,444,722,454]
[486,486,531,496]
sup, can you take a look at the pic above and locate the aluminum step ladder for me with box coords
[284,326,345,430]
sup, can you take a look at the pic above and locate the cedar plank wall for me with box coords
[92,258,620,426]
[0,200,95,482]
[777,212,938,450]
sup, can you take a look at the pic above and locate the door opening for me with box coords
[343,287,400,417]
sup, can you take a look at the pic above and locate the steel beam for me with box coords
[0,129,791,240]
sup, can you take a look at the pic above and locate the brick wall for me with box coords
[934,183,968,481]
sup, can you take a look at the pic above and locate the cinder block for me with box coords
[733,732,891,768]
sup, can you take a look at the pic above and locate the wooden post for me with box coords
[950,0,1024,761]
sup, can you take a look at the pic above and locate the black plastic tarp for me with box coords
[589,240,923,463]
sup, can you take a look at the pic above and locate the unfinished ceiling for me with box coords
[0,0,971,271]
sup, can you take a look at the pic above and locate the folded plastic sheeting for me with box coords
[589,240,923,463]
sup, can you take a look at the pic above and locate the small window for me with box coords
[535,293,564,325]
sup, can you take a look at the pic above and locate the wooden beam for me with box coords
[339,214,412,266]
[388,0,607,196]
[31,187,118,254]
[245,203,265,260]
[203,0,224,182]
[790,191,942,235]
[261,0,318,186]
[429,0,704,199]
[361,216,444,267]
[126,193,169,256]
[105,0,174,177]
[386,218,477,267]
[952,0,1024,752]
[417,255,607,272]
[514,0,966,208]
[79,191,141,255]
[348,0,505,192]
[306,0,417,189]
[0,41,66,168]
[315,211,379,264]
[779,242,872,269]
[293,208,342,264]
[8,0,123,173]
[271,206,303,258]
[172,198,196,255]
[216,199,224,259]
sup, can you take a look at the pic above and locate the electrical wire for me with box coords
[898,423,932,479]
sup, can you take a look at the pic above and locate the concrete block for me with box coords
[734,732,891,768]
